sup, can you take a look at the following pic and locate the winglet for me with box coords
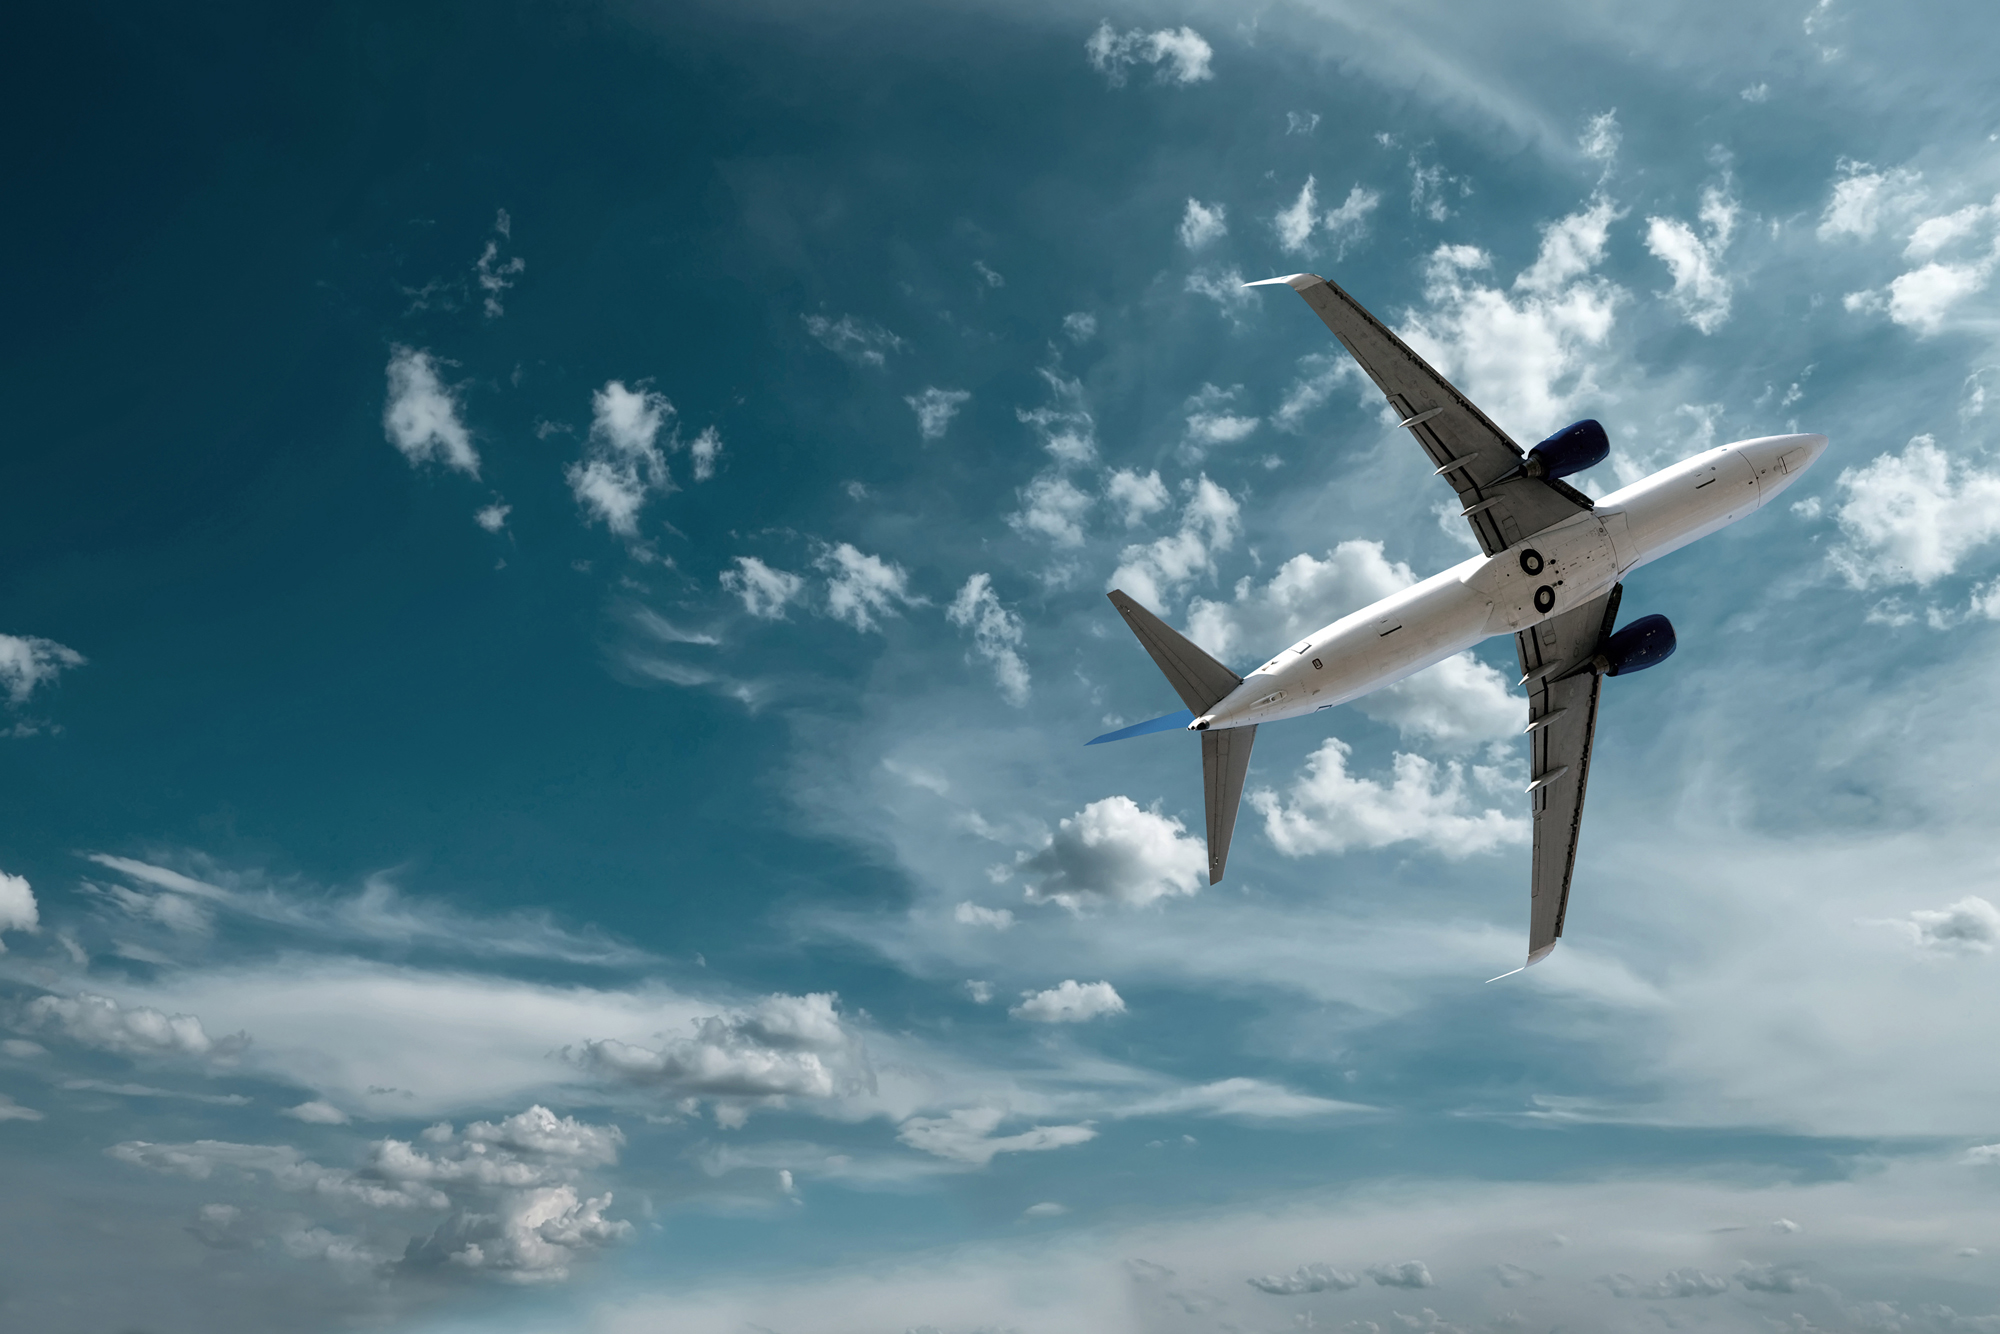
[1488,941,1558,983]
[1243,273,1323,290]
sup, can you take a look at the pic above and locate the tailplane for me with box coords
[1103,590,1256,883]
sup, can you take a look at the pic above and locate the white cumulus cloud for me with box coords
[954,902,1014,930]
[817,543,918,632]
[1818,160,1926,241]
[1250,739,1526,859]
[383,347,480,477]
[1109,476,1240,611]
[1645,184,1739,334]
[1019,796,1207,910]
[0,871,39,947]
[1009,472,1094,548]
[1105,468,1170,527]
[721,555,806,620]
[282,1099,349,1125]
[1829,436,2000,588]
[0,634,85,706]
[1275,175,1319,254]
[20,991,247,1061]
[577,993,851,1109]
[1178,199,1227,249]
[566,381,676,537]
[1249,1262,1360,1295]
[1369,1260,1434,1288]
[1011,979,1126,1023]
[906,387,971,441]
[1890,896,2000,953]
[1085,22,1213,86]
[947,573,1030,705]
[1182,383,1259,457]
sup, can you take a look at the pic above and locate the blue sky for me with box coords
[7,1,2000,1330]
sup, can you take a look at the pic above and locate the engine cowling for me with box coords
[1527,419,1610,480]
[1600,614,1676,676]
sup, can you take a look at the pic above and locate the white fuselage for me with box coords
[1197,433,1829,731]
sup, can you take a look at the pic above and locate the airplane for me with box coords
[1090,271,1827,971]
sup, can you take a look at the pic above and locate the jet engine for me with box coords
[1599,613,1676,676]
[1525,419,1610,479]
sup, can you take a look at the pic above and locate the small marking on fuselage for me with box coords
[1379,624,1403,637]
[1695,478,1716,489]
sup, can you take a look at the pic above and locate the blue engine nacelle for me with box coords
[1601,614,1676,676]
[1527,419,1610,480]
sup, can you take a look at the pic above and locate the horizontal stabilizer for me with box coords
[1202,724,1257,884]
[1087,709,1195,745]
[1105,590,1241,716]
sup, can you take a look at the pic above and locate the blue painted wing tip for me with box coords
[1086,708,1195,745]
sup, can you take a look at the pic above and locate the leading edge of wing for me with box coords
[1086,709,1195,745]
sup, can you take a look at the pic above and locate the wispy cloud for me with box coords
[383,347,480,477]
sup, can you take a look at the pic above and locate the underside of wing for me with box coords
[1252,273,1593,555]
[1515,586,1622,966]
[1202,725,1257,885]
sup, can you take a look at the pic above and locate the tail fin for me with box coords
[1105,590,1241,715]
[1201,724,1257,885]
[1105,590,1255,883]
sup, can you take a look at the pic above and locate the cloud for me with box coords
[383,347,480,477]
[1016,368,1097,466]
[802,313,904,368]
[1109,475,1240,611]
[973,259,1004,288]
[283,1099,350,1125]
[946,573,1030,705]
[0,1093,42,1122]
[1275,176,1319,253]
[1369,1260,1435,1288]
[1248,1262,1360,1295]
[473,227,525,319]
[59,1078,249,1105]
[1019,796,1207,910]
[1008,472,1094,548]
[1062,311,1097,342]
[1323,185,1383,259]
[473,502,510,533]
[1179,199,1227,249]
[1272,352,1362,433]
[954,902,1014,930]
[115,1105,632,1282]
[905,387,971,441]
[577,992,851,1106]
[1119,1078,1370,1121]
[0,634,85,706]
[1399,203,1620,439]
[1608,1267,1730,1297]
[566,381,677,538]
[1273,178,1379,258]
[1105,468,1170,527]
[1579,109,1620,163]
[689,425,722,482]
[1010,980,1126,1023]
[816,542,918,632]
[1185,266,1255,318]
[1818,160,1926,241]
[1286,110,1320,135]
[896,1106,1097,1165]
[1085,22,1213,86]
[1250,739,1526,859]
[0,871,38,946]
[1645,184,1739,334]
[1182,383,1259,457]
[82,853,648,967]
[1733,1261,1814,1293]
[1829,436,2000,587]
[721,555,807,619]
[18,991,247,1061]
[1890,896,2000,953]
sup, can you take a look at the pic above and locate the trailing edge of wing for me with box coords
[1087,709,1195,745]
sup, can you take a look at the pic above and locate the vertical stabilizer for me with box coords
[1105,590,1241,714]
[1105,590,1255,883]
[1201,724,1257,884]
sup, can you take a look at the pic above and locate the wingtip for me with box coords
[1242,273,1323,289]
[1488,942,1557,983]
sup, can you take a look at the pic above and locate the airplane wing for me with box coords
[1250,273,1593,556]
[1514,584,1622,967]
